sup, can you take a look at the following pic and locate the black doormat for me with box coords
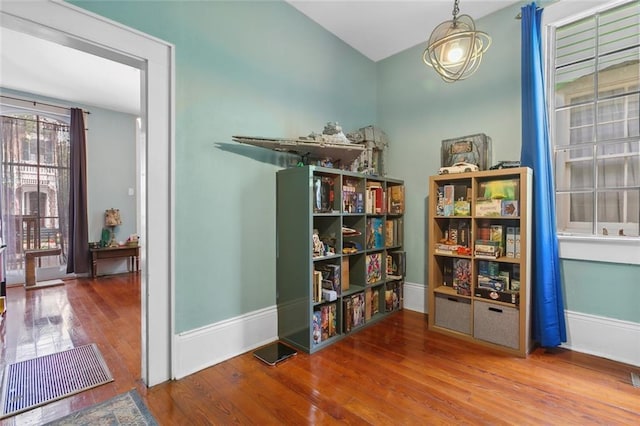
[1,343,114,418]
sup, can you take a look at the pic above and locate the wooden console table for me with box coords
[90,245,140,278]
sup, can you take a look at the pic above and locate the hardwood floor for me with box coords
[0,274,638,425]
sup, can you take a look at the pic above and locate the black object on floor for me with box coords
[253,342,297,366]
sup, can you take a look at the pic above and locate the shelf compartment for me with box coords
[434,293,471,335]
[473,300,519,349]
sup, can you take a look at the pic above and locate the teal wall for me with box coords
[377,4,523,286]
[71,1,377,332]
[70,0,638,330]
[562,260,639,323]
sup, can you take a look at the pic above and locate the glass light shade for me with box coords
[423,14,491,82]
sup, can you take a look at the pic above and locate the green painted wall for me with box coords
[71,1,377,332]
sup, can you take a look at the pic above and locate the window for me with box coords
[550,0,639,243]
[0,112,70,278]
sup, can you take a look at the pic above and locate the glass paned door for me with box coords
[1,113,70,283]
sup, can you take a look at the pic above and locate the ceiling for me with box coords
[288,0,519,62]
[0,1,518,115]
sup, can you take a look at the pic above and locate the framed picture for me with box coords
[441,133,492,171]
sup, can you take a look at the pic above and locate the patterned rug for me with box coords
[44,390,158,425]
[1,344,113,418]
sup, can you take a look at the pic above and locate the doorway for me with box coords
[0,1,173,386]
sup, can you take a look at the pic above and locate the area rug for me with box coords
[44,390,158,425]
[1,344,113,418]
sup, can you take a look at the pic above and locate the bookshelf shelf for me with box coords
[427,167,533,357]
[277,165,405,353]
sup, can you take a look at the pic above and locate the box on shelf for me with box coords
[387,185,405,214]
[474,240,501,258]
[341,257,350,291]
[477,274,508,292]
[475,199,502,217]
[322,288,337,302]
[443,185,454,216]
[474,287,519,305]
[506,227,516,258]
[501,200,518,216]
[478,178,519,201]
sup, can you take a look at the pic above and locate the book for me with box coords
[371,290,379,316]
[313,176,334,213]
[385,219,394,247]
[365,288,372,321]
[328,303,337,338]
[443,258,453,286]
[351,293,365,327]
[342,178,360,213]
[458,221,469,247]
[387,185,405,214]
[366,253,382,284]
[448,222,458,244]
[385,280,402,312]
[386,250,406,279]
[341,257,350,291]
[477,221,491,240]
[321,305,329,341]
[453,258,471,295]
[313,270,323,302]
[366,181,384,214]
[313,310,322,345]
[343,297,353,333]
[366,217,384,249]
[436,186,445,216]
[443,184,454,216]
[490,225,504,254]
[506,226,516,258]
[318,263,341,295]
[515,227,521,259]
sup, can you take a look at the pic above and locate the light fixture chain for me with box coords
[452,0,460,21]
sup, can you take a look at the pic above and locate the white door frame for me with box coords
[0,0,175,386]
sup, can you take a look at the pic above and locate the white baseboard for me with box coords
[174,305,277,379]
[562,310,640,367]
[401,283,640,367]
[174,288,640,379]
[403,281,427,313]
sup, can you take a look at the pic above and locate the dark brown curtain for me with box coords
[67,108,89,273]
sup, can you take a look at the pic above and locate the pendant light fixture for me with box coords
[422,0,492,82]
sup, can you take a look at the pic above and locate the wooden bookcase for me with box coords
[276,165,405,353]
[427,167,533,357]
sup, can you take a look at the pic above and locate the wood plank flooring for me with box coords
[0,274,638,425]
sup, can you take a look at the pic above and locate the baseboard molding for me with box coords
[401,283,639,367]
[562,310,640,367]
[174,305,277,379]
[403,281,427,313]
[174,288,639,379]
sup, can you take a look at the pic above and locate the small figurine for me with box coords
[312,229,325,257]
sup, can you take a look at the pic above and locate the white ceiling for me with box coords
[0,1,518,115]
[288,0,519,62]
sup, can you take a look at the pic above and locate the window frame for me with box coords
[543,0,640,265]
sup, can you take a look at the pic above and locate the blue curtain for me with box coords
[520,3,566,347]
